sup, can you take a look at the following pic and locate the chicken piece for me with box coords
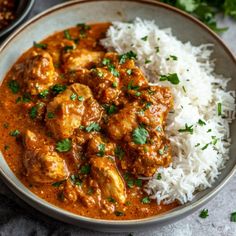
[45,83,103,139]
[22,51,56,95]
[62,48,104,71]
[107,102,139,141]
[90,156,126,204]
[23,130,69,183]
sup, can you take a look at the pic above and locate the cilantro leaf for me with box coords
[160,73,180,85]
[85,122,101,132]
[132,126,149,144]
[8,80,20,94]
[56,139,72,152]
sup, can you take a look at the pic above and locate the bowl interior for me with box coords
[0,0,235,232]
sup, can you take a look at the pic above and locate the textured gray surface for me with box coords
[0,1,236,235]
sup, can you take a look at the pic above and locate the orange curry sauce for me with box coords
[0,23,178,220]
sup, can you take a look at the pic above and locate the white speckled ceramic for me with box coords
[0,0,235,233]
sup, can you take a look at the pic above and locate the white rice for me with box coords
[101,18,236,205]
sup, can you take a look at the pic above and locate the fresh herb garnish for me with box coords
[145,59,151,64]
[80,164,91,175]
[47,112,55,119]
[70,93,77,101]
[217,103,222,116]
[115,146,125,160]
[230,212,236,222]
[107,197,116,203]
[85,122,101,132]
[29,106,38,119]
[199,208,209,218]
[114,211,124,216]
[102,58,111,66]
[52,180,65,187]
[157,173,162,180]
[119,51,137,64]
[126,69,132,75]
[144,102,152,110]
[33,42,48,49]
[198,119,206,126]
[141,196,151,204]
[132,126,149,145]
[51,84,67,94]
[9,130,20,137]
[178,124,194,134]
[38,89,49,98]
[103,104,117,115]
[97,143,105,157]
[167,55,178,61]
[64,30,72,40]
[141,35,148,41]
[155,46,160,53]
[63,45,74,52]
[127,80,139,91]
[211,136,218,145]
[70,174,82,186]
[201,143,209,150]
[160,73,180,85]
[182,86,186,93]
[135,179,142,187]
[4,145,9,150]
[56,139,72,152]
[78,96,84,101]
[112,81,118,88]
[8,80,20,94]
[107,64,120,77]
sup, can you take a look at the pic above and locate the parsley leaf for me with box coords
[97,143,105,157]
[8,80,20,94]
[199,208,209,219]
[119,51,137,64]
[29,106,38,119]
[178,124,194,134]
[103,104,117,115]
[33,41,48,49]
[64,30,72,40]
[160,73,180,85]
[198,119,206,126]
[56,139,72,152]
[230,212,236,222]
[85,122,101,132]
[9,130,20,137]
[38,89,49,98]
[80,164,91,174]
[115,146,125,160]
[132,126,149,144]
[141,196,151,204]
[51,84,67,94]
[52,180,65,187]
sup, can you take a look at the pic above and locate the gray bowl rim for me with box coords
[0,0,235,227]
[0,0,35,38]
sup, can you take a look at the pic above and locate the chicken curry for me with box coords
[0,23,177,220]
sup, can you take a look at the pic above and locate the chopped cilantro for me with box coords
[217,103,222,116]
[80,164,91,175]
[167,55,178,61]
[119,51,137,64]
[182,86,186,93]
[201,143,209,150]
[230,212,236,222]
[9,129,20,137]
[127,80,139,91]
[141,35,148,41]
[103,104,117,115]
[126,69,132,75]
[97,143,105,157]
[33,41,48,49]
[52,180,65,187]
[70,93,77,101]
[29,106,38,119]
[155,46,160,53]
[63,45,74,52]
[114,211,124,216]
[198,119,206,126]
[160,73,180,85]
[135,179,142,187]
[132,126,149,144]
[85,122,101,132]
[56,139,72,152]
[112,81,118,88]
[108,64,120,77]
[47,112,55,119]
[145,59,151,64]
[8,80,20,94]
[178,124,194,134]
[115,146,125,160]
[78,96,84,101]
[51,84,67,94]
[107,197,116,203]
[38,90,49,98]
[102,58,111,66]
[199,209,209,218]
[157,173,162,180]
[141,196,151,204]
[64,30,72,40]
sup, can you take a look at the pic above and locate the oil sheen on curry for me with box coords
[0,23,177,220]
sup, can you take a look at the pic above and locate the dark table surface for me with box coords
[0,1,236,236]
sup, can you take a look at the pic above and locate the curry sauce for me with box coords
[0,23,178,220]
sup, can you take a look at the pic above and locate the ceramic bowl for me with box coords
[0,0,235,233]
[0,0,35,39]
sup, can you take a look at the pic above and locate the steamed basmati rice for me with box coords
[101,18,236,205]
